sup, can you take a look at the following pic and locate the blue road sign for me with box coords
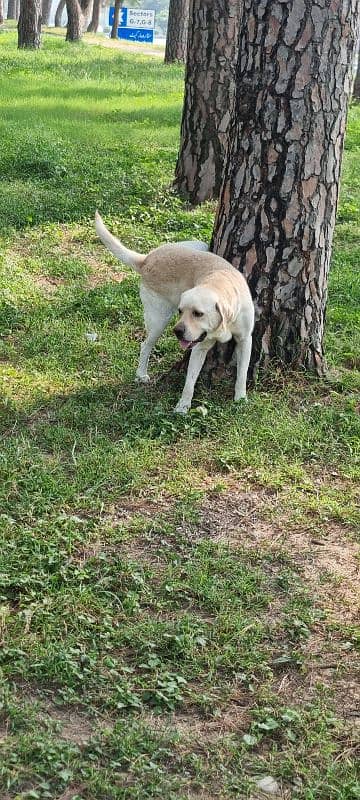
[109,6,127,26]
[108,7,155,43]
[118,27,154,43]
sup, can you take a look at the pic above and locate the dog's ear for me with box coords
[215,300,231,328]
[215,302,223,325]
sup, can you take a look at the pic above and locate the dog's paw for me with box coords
[173,401,190,414]
[136,374,151,384]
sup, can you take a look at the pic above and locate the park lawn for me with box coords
[0,30,359,800]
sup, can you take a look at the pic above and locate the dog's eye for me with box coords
[192,310,204,318]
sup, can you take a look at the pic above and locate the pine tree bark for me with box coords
[55,0,66,26]
[212,0,359,378]
[41,0,51,25]
[87,0,99,32]
[164,0,189,63]
[7,0,17,17]
[174,0,241,205]
[18,0,41,47]
[110,0,121,38]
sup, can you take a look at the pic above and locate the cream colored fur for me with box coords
[95,212,254,413]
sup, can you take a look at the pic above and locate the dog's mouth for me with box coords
[178,332,207,351]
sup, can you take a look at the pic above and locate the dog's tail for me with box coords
[95,211,146,273]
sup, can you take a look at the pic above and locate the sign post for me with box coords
[108,7,155,43]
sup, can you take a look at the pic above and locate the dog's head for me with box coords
[173,287,227,350]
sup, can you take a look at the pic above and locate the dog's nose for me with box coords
[173,323,185,340]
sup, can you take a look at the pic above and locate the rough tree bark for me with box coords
[41,0,51,25]
[212,0,359,377]
[55,0,66,26]
[164,0,189,63]
[110,0,121,38]
[87,0,100,32]
[18,0,41,47]
[16,0,20,18]
[7,0,17,17]
[0,0,4,25]
[174,0,241,204]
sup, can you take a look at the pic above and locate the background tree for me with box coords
[18,0,41,47]
[65,0,91,40]
[0,0,3,25]
[41,0,51,25]
[7,0,17,18]
[164,0,189,63]
[174,0,241,204]
[65,0,82,39]
[110,0,122,38]
[87,0,100,32]
[54,0,66,26]
[212,0,359,378]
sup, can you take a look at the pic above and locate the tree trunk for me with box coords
[164,0,189,63]
[18,0,41,47]
[0,0,4,25]
[87,0,99,32]
[41,0,51,24]
[15,0,20,18]
[174,0,241,205]
[211,0,359,378]
[65,0,83,39]
[110,0,121,39]
[7,0,16,17]
[54,0,66,26]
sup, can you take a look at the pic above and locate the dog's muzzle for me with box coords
[173,325,207,351]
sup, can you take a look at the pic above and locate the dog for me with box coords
[95,212,254,414]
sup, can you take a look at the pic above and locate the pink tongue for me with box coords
[179,339,191,350]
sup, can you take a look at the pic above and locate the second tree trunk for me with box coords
[164,0,189,63]
[174,0,241,205]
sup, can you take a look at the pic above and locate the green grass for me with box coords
[0,30,359,800]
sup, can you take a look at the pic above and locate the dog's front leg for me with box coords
[234,334,252,401]
[174,343,212,414]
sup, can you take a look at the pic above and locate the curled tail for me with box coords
[95,211,146,272]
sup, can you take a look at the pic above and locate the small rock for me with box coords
[255,776,280,795]
[85,332,98,342]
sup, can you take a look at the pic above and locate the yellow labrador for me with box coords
[95,212,254,414]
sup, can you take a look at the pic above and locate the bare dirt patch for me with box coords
[42,706,96,745]
[142,698,252,745]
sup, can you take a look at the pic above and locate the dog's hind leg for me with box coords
[136,285,175,384]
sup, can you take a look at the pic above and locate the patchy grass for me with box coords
[0,31,359,800]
